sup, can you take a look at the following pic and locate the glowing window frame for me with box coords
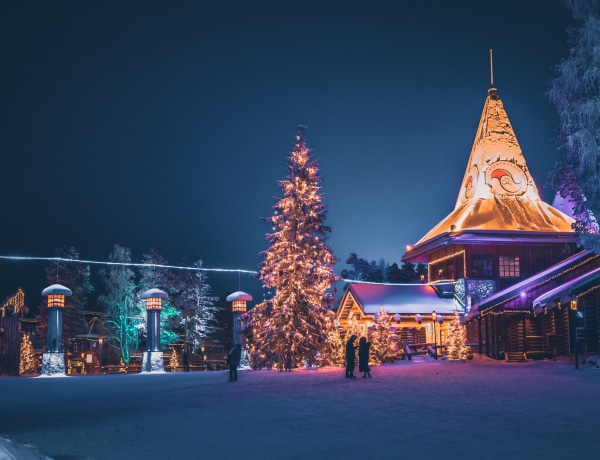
[499,255,520,278]
[47,294,65,308]
[145,297,162,310]
[232,300,247,312]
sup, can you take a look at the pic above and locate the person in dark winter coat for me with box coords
[183,351,190,372]
[358,336,372,378]
[284,349,293,372]
[226,344,242,382]
[345,335,358,378]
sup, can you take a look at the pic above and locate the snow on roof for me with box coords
[226,291,253,302]
[347,283,457,315]
[473,250,597,311]
[532,266,600,312]
[41,284,72,296]
[408,88,574,251]
[140,288,168,299]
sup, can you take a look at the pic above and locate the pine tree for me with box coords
[246,126,339,368]
[370,306,398,364]
[170,346,180,371]
[446,311,469,360]
[20,334,37,374]
[547,0,600,253]
[176,260,220,352]
[99,244,139,365]
[324,324,345,366]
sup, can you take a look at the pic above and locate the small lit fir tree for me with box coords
[246,126,340,368]
[446,311,470,360]
[346,318,363,340]
[20,334,37,374]
[170,346,180,371]
[326,324,346,366]
[370,306,398,364]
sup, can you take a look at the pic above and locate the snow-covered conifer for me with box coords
[99,244,139,365]
[548,0,600,252]
[245,126,340,368]
[446,311,469,360]
[370,306,398,364]
[176,260,219,352]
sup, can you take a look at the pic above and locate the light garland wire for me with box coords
[0,255,256,275]
[0,255,456,287]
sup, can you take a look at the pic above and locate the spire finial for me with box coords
[490,49,494,86]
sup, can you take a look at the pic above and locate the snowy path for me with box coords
[1,358,599,460]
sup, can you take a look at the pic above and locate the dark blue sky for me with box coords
[1,1,575,306]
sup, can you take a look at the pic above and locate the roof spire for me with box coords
[407,87,575,247]
[490,49,494,86]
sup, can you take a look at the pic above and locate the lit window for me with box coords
[47,294,64,307]
[471,255,493,277]
[499,256,520,278]
[232,300,246,312]
[145,298,162,310]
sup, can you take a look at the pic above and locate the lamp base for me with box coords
[239,349,251,370]
[141,351,164,373]
[41,352,66,376]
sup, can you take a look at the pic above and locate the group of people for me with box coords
[227,336,372,382]
[345,335,372,379]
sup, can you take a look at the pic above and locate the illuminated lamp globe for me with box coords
[41,284,72,308]
[226,291,253,312]
[140,288,168,310]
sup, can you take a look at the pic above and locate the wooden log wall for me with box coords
[0,310,21,376]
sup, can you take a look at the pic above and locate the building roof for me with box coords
[343,283,458,315]
[466,250,599,319]
[532,266,600,313]
[404,88,574,261]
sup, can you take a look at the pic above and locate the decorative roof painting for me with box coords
[413,88,574,248]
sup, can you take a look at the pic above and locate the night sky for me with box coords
[1,1,575,307]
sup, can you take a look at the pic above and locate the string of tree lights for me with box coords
[0,254,455,287]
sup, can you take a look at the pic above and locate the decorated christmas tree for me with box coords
[246,126,340,368]
[346,318,363,340]
[370,306,398,364]
[170,346,180,371]
[325,323,346,366]
[19,334,37,375]
[446,311,470,360]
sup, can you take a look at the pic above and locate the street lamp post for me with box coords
[140,288,168,373]
[570,298,579,370]
[41,284,72,376]
[431,310,437,360]
[226,291,253,369]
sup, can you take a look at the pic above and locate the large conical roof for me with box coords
[413,88,574,247]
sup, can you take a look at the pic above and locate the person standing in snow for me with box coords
[284,349,293,372]
[227,343,242,382]
[358,336,372,378]
[183,351,190,372]
[345,335,358,378]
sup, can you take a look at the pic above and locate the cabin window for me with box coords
[471,255,493,277]
[499,256,520,278]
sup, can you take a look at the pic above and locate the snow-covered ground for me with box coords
[1,356,599,460]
